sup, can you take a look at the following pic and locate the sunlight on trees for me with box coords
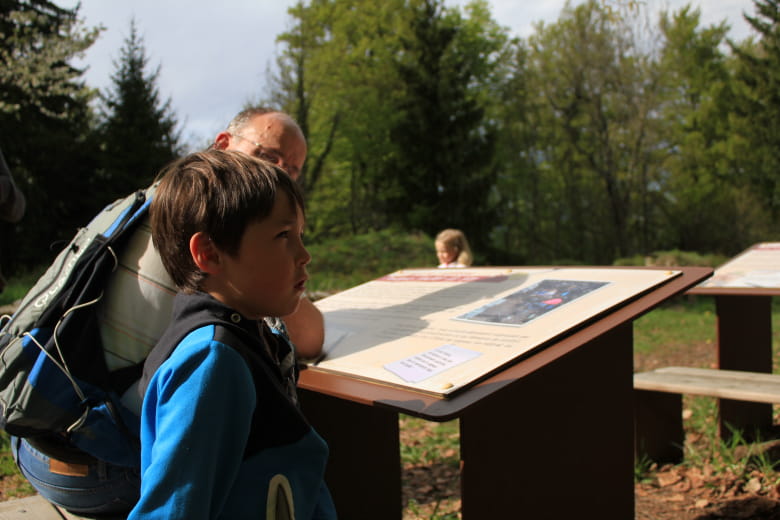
[3,0,779,271]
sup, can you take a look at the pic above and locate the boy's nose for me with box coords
[299,244,311,266]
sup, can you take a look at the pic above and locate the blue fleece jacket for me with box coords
[127,292,336,520]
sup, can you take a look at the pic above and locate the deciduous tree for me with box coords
[656,7,760,254]
[524,0,664,262]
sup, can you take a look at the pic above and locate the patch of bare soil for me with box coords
[636,462,780,520]
[0,474,35,503]
[401,419,461,519]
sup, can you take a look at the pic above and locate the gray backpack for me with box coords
[0,185,156,468]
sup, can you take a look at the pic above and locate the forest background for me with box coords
[1,0,780,279]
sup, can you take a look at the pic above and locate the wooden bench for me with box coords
[634,366,780,463]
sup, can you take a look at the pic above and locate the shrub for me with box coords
[306,229,433,293]
[613,250,729,268]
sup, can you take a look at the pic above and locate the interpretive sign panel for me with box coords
[696,243,780,289]
[310,267,680,397]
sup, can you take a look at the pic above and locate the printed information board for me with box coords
[310,267,680,397]
[696,243,780,289]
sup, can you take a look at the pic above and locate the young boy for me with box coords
[127,150,336,519]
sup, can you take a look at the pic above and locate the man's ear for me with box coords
[213,132,231,150]
[190,232,221,274]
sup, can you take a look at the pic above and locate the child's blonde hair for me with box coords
[435,228,473,267]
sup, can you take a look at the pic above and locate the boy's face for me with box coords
[215,194,310,320]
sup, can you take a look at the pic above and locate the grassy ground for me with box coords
[0,434,34,500]
[0,267,43,309]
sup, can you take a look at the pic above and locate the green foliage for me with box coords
[682,397,780,493]
[0,432,16,477]
[270,0,506,250]
[0,264,45,307]
[0,431,33,496]
[655,7,748,253]
[95,19,182,202]
[0,0,103,274]
[272,0,407,210]
[5,0,779,278]
[634,451,656,483]
[267,0,780,265]
[613,250,730,268]
[305,229,433,292]
[654,4,778,255]
[520,1,677,262]
[729,0,780,224]
[485,41,544,266]
[380,0,500,249]
[0,0,99,118]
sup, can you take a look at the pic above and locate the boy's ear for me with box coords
[190,232,222,274]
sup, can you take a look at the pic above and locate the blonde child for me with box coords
[435,228,473,268]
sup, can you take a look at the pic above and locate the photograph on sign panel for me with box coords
[455,279,610,326]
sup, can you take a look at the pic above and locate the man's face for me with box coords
[224,114,307,181]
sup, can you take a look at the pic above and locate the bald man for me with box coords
[213,108,324,357]
[98,108,323,382]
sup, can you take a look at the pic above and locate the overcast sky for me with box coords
[60,0,758,150]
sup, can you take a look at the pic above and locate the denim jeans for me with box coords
[11,436,140,516]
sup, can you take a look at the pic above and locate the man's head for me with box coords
[151,150,307,301]
[213,108,307,181]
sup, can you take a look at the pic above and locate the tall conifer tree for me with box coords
[383,0,498,249]
[97,19,181,200]
[729,0,780,223]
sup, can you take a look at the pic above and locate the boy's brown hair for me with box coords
[150,150,305,293]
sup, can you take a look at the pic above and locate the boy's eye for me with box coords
[277,230,290,239]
